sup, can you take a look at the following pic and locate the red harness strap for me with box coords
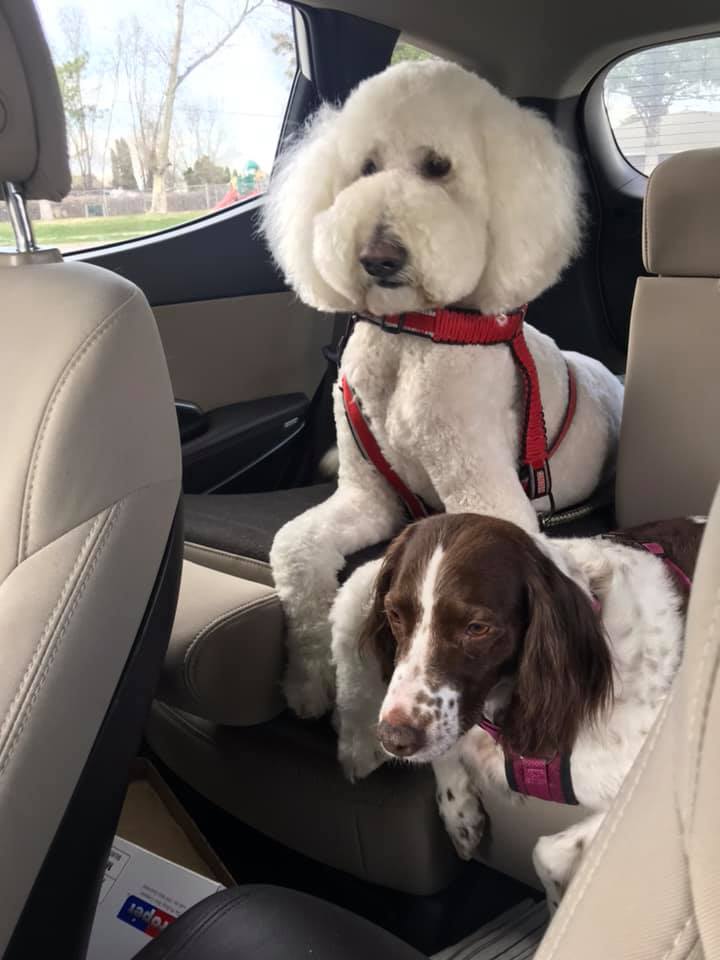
[342,377,430,520]
[342,307,576,518]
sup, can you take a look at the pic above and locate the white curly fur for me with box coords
[263,60,624,717]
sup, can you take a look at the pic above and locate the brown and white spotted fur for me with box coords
[330,513,704,908]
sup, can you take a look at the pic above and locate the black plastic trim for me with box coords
[182,393,309,493]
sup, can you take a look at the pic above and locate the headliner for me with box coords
[300,0,720,98]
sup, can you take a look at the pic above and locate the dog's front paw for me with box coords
[338,727,386,782]
[283,657,336,719]
[437,787,486,861]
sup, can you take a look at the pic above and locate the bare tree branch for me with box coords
[174,0,263,89]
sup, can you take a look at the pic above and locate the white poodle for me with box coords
[262,59,624,718]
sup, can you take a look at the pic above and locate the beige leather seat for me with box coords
[0,0,182,955]
[617,147,720,527]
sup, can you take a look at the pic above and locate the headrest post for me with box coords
[1,183,39,254]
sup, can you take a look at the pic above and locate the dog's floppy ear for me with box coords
[260,103,349,311]
[358,529,414,682]
[469,82,584,312]
[505,544,613,756]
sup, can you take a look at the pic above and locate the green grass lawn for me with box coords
[0,210,207,250]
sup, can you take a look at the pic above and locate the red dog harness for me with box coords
[478,541,692,805]
[341,306,576,519]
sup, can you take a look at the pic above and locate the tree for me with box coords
[391,42,435,64]
[184,155,231,186]
[181,100,226,171]
[272,30,295,79]
[110,138,138,190]
[142,0,263,213]
[118,17,159,192]
[55,7,103,190]
[606,39,720,165]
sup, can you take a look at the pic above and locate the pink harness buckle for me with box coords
[477,717,578,805]
[476,540,691,806]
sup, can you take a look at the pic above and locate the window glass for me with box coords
[603,37,720,176]
[0,0,295,252]
[391,39,438,65]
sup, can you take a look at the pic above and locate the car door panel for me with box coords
[154,292,332,412]
[180,392,310,494]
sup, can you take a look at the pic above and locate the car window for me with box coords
[391,38,438,65]
[604,36,720,176]
[0,0,295,253]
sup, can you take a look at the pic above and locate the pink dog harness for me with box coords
[478,540,692,805]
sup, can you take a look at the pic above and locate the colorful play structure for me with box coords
[213,160,266,209]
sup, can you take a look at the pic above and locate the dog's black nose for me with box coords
[359,237,407,280]
[378,719,426,757]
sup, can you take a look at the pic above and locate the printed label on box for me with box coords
[117,895,175,938]
[87,836,224,960]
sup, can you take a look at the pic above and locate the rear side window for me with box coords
[392,39,438,64]
[604,36,720,176]
[0,0,295,252]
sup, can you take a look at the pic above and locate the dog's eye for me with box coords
[361,158,378,177]
[420,151,451,179]
[465,622,490,638]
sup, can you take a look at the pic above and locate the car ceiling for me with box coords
[299,0,720,98]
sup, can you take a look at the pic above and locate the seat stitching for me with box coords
[0,501,124,775]
[661,915,696,960]
[18,287,140,563]
[183,595,280,704]
[539,690,673,958]
[184,542,272,574]
[0,511,106,744]
[643,171,653,271]
[687,585,720,820]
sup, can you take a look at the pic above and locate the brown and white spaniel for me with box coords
[330,512,704,908]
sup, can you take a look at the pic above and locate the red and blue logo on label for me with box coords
[117,896,175,938]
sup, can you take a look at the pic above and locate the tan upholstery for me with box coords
[616,150,720,528]
[0,258,181,955]
[146,702,460,896]
[185,542,274,587]
[159,560,285,725]
[643,148,720,277]
[0,0,70,199]
[536,486,720,960]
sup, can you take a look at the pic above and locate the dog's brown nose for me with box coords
[359,237,407,280]
[378,719,426,757]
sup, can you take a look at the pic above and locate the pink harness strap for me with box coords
[641,541,693,592]
[477,542,692,806]
[477,717,577,805]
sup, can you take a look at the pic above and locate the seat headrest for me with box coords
[643,147,720,278]
[0,0,70,201]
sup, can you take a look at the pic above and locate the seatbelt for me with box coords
[292,313,352,486]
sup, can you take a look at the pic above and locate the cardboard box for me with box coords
[87,760,233,960]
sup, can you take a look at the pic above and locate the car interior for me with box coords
[1,0,720,957]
